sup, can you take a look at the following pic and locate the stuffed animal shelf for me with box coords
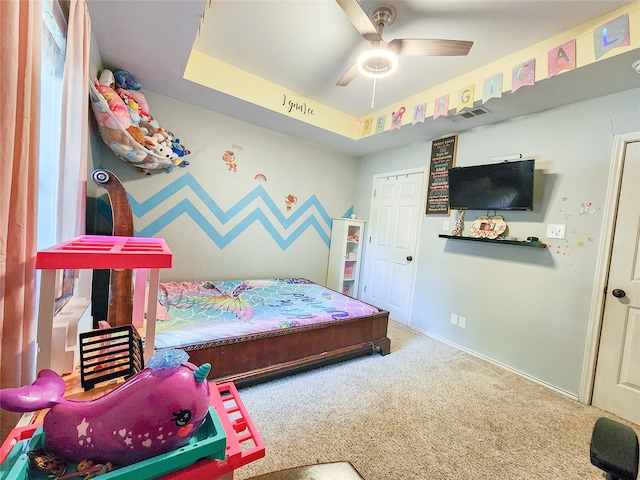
[90,69,192,175]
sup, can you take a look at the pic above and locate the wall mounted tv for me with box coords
[448,159,535,211]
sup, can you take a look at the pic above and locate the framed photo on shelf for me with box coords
[469,216,507,239]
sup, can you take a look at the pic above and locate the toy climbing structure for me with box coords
[35,234,173,372]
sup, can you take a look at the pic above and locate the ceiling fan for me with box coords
[336,0,473,86]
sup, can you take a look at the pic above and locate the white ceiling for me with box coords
[87,0,640,157]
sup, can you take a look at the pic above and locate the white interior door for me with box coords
[591,139,640,425]
[361,170,426,325]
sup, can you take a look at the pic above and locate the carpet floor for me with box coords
[232,320,639,479]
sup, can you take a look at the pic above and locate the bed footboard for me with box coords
[214,340,383,387]
[181,311,390,388]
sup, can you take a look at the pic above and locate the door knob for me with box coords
[406,256,413,262]
[612,289,626,298]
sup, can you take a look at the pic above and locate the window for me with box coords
[38,0,67,251]
[38,1,72,308]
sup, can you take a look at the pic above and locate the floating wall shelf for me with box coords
[439,234,547,248]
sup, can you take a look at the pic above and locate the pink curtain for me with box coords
[0,0,42,437]
[0,0,91,437]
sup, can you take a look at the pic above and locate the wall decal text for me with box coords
[282,94,315,116]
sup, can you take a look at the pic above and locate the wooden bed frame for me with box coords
[180,309,390,387]
[93,169,391,387]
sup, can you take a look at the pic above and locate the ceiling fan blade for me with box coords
[336,63,359,86]
[389,39,473,56]
[337,0,382,42]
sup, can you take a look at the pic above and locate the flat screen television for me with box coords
[447,159,535,211]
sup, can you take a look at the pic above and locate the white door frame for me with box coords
[579,131,640,404]
[363,166,428,327]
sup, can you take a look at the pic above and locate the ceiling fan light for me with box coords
[357,48,398,79]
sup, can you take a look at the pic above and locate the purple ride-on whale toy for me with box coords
[0,350,211,467]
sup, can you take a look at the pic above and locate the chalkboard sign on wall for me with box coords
[426,135,458,214]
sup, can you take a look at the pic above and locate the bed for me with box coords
[92,169,390,387]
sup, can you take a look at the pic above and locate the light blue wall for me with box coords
[354,88,640,395]
[87,29,640,395]
[88,77,639,395]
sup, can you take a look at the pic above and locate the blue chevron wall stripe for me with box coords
[135,198,332,249]
[92,173,352,250]
[342,206,355,218]
[127,172,333,228]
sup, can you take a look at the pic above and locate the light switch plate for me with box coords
[546,224,566,239]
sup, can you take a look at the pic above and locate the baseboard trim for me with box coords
[409,325,578,401]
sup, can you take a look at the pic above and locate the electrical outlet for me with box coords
[546,224,566,239]
[443,221,450,231]
[458,316,466,328]
[450,313,458,325]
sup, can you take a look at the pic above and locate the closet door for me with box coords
[591,138,640,425]
[361,171,425,326]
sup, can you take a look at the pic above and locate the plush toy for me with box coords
[128,90,149,113]
[99,126,127,145]
[154,128,173,147]
[98,69,115,88]
[142,124,190,160]
[113,70,150,114]
[143,135,158,151]
[144,135,178,162]
[139,114,160,132]
[155,144,179,162]
[113,69,141,91]
[117,89,142,125]
[94,79,131,129]
[126,125,145,145]
[171,138,191,157]
[116,87,154,125]
[110,70,151,127]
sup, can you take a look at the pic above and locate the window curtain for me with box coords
[0,0,91,437]
[59,0,90,242]
[0,0,42,437]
